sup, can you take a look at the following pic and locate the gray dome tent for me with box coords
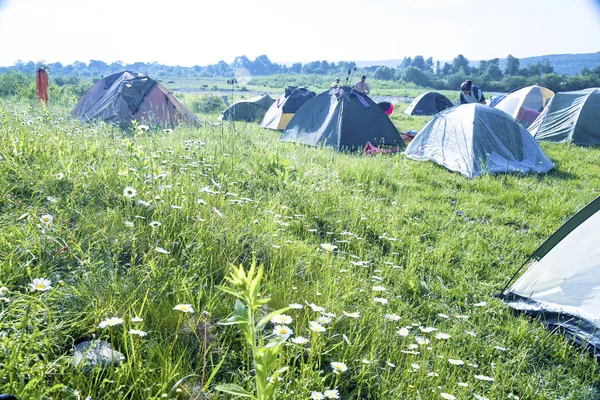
[281,87,401,151]
[72,71,198,127]
[502,195,600,352]
[404,92,454,116]
[528,88,600,145]
[404,104,554,178]
[220,94,275,122]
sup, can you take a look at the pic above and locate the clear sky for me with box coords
[0,0,599,67]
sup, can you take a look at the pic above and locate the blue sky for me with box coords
[0,0,598,67]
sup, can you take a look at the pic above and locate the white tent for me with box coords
[493,85,554,127]
[404,104,554,178]
[503,196,600,351]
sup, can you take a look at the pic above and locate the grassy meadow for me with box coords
[1,92,600,400]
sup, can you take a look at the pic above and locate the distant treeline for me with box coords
[1,53,599,97]
[392,54,600,92]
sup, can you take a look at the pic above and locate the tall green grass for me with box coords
[1,99,599,399]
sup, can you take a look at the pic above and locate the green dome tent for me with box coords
[261,86,316,130]
[219,94,275,122]
[404,104,554,177]
[280,87,401,151]
[404,92,454,116]
[72,71,199,127]
[528,88,600,145]
[501,195,600,352]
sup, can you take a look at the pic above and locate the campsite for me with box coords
[1,66,600,400]
[2,0,600,398]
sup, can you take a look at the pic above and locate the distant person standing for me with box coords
[459,80,485,104]
[353,75,371,95]
[331,77,341,88]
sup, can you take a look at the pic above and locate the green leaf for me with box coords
[215,383,256,398]
[217,301,249,326]
[217,315,248,326]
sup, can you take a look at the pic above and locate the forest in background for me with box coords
[1,52,600,100]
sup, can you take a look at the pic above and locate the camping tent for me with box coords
[220,94,275,122]
[261,86,316,130]
[404,92,454,116]
[404,103,554,177]
[502,195,600,352]
[494,85,554,127]
[528,88,600,145]
[72,71,198,127]
[280,87,401,151]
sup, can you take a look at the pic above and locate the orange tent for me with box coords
[36,68,48,105]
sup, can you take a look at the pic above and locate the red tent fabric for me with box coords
[36,68,49,105]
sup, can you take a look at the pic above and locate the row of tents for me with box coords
[70,72,600,179]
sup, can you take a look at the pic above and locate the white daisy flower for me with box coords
[291,336,309,345]
[372,285,386,292]
[123,186,137,198]
[40,214,53,225]
[438,313,450,319]
[373,297,388,305]
[310,392,325,400]
[320,243,337,252]
[289,303,303,309]
[343,311,361,318]
[309,321,326,332]
[98,317,124,328]
[271,314,293,325]
[316,316,332,324]
[131,316,143,322]
[155,247,170,254]
[129,329,148,337]
[415,337,430,345]
[397,327,410,337]
[420,326,438,333]
[173,304,194,313]
[29,278,52,292]
[124,221,134,228]
[308,303,325,312]
[474,374,495,382]
[273,325,293,338]
[385,313,401,321]
[435,332,451,340]
[149,221,162,228]
[331,361,348,374]
[324,389,339,399]
[448,359,464,366]
[440,393,456,400]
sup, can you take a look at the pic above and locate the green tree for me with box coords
[537,73,564,91]
[401,66,431,86]
[451,54,470,75]
[373,66,396,80]
[505,54,520,76]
